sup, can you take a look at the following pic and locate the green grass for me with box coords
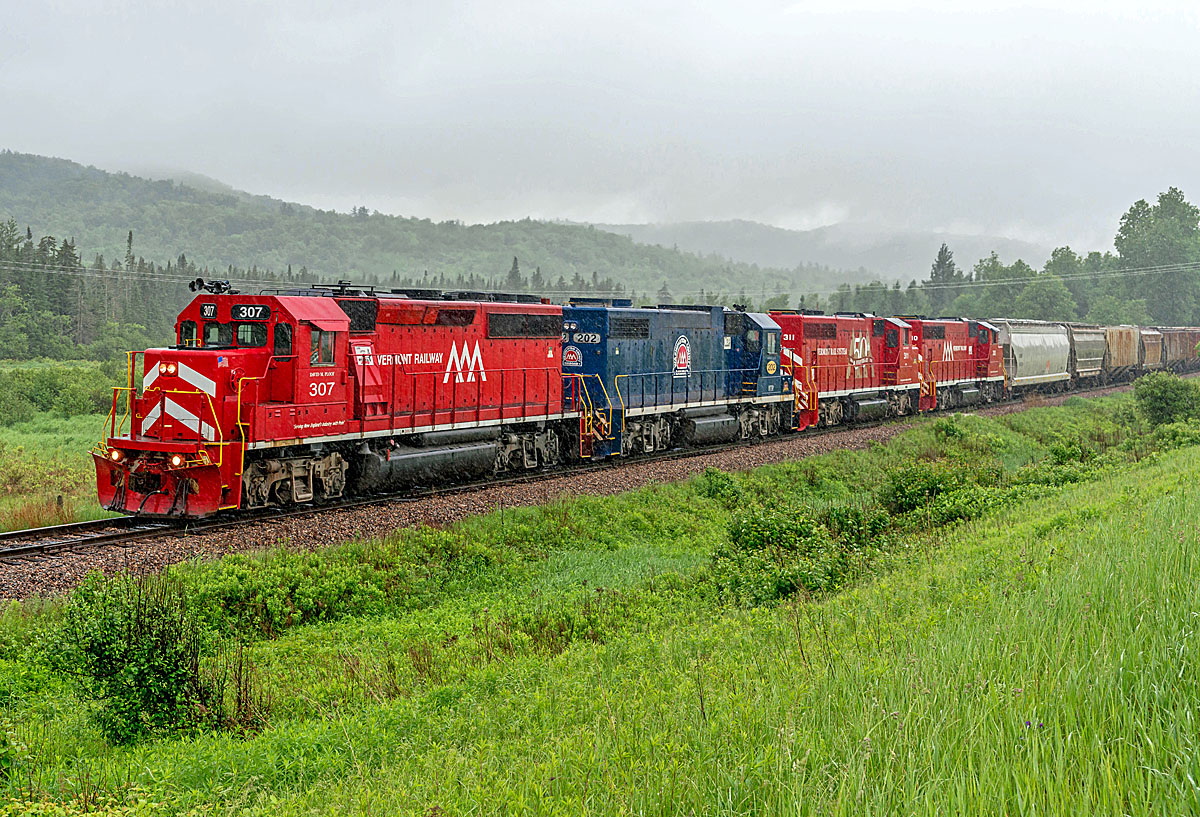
[0,411,116,531]
[3,395,1199,814]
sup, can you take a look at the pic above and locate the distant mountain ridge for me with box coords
[0,151,876,302]
[594,219,1054,281]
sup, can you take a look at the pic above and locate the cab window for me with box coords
[766,332,779,355]
[745,328,761,355]
[179,321,197,346]
[204,321,233,347]
[310,330,336,365]
[886,329,899,348]
[274,323,293,357]
[236,323,268,347]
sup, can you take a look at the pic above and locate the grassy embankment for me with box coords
[0,360,125,530]
[0,392,1198,814]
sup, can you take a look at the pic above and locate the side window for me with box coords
[766,332,779,355]
[236,323,268,347]
[274,323,293,357]
[204,321,232,346]
[886,329,898,348]
[745,329,761,355]
[179,321,197,346]
[310,329,336,365]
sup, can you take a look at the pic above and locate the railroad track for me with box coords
[0,432,796,563]
[0,517,178,561]
[0,379,1143,564]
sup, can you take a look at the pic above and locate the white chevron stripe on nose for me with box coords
[176,363,216,397]
[140,402,163,435]
[139,398,216,441]
[142,362,216,397]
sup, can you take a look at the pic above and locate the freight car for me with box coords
[990,319,1071,392]
[1065,324,1107,387]
[1158,327,1200,372]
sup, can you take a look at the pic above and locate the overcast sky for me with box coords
[3,0,1198,249]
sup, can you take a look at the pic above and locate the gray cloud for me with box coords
[3,0,1198,250]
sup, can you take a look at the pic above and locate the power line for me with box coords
[2,254,1200,299]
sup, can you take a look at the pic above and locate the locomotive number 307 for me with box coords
[309,381,336,397]
[232,304,270,321]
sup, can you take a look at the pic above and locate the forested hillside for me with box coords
[0,151,848,307]
[3,148,1197,361]
[595,219,1051,280]
[827,187,1200,326]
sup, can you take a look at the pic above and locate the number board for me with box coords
[573,332,602,344]
[232,304,270,321]
[200,303,217,319]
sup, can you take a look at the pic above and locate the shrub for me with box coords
[821,504,891,551]
[697,467,742,509]
[1133,371,1200,427]
[711,507,838,605]
[1150,420,1200,451]
[0,392,34,427]
[1048,439,1095,465]
[879,462,962,514]
[51,382,95,418]
[923,484,1009,526]
[933,417,966,441]
[46,574,217,743]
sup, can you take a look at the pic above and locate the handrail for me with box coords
[381,364,562,431]
[561,372,615,449]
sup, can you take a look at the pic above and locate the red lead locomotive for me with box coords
[95,282,568,517]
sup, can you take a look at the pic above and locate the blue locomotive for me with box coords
[560,299,791,458]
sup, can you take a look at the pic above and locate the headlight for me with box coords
[109,449,125,463]
[169,454,185,468]
[167,362,177,374]
[159,362,168,374]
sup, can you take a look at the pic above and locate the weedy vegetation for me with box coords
[0,383,1197,814]
[0,361,124,530]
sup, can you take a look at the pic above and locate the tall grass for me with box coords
[2,396,1198,814]
[0,411,115,531]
